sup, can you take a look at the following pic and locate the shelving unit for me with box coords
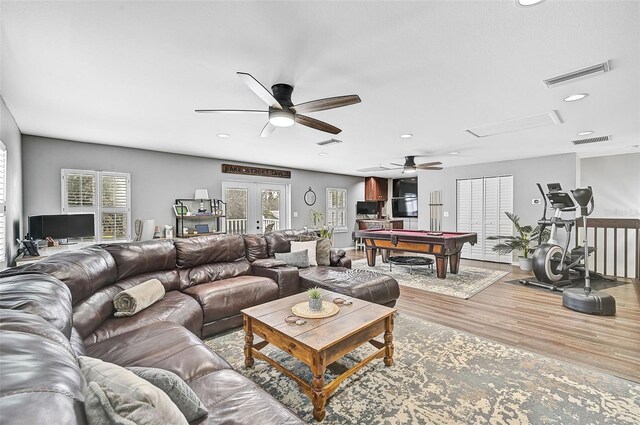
[174,198,226,238]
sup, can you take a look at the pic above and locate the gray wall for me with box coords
[417,153,579,232]
[0,96,23,268]
[580,153,640,218]
[22,135,363,248]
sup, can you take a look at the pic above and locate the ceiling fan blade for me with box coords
[390,163,404,166]
[295,115,341,134]
[292,95,361,114]
[416,161,443,168]
[237,72,283,110]
[194,109,267,113]
[260,122,277,138]
[418,167,443,171]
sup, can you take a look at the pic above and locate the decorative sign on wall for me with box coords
[222,164,291,179]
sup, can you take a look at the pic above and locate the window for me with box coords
[0,142,6,264]
[326,188,347,232]
[61,169,131,242]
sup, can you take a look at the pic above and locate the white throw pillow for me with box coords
[290,240,318,266]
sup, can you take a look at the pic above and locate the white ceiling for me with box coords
[1,1,639,177]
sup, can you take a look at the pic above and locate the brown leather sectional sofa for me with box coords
[0,229,399,424]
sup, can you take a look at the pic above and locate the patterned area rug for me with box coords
[206,314,640,425]
[351,258,509,299]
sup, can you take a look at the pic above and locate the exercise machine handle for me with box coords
[536,183,548,244]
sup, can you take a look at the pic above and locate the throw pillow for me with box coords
[274,250,310,268]
[113,278,165,317]
[127,367,207,422]
[316,238,332,266]
[290,240,318,266]
[78,356,188,425]
[298,234,318,242]
[84,381,166,425]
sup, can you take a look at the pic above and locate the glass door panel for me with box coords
[222,181,287,234]
[224,187,248,234]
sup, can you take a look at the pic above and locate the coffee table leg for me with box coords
[311,354,327,421]
[384,315,394,367]
[243,315,254,368]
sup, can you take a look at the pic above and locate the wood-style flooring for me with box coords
[346,250,640,384]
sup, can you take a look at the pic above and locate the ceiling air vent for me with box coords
[466,111,562,138]
[572,135,610,145]
[317,138,343,146]
[543,61,610,88]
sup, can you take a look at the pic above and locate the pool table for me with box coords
[354,229,477,279]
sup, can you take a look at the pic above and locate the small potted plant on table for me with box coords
[487,212,549,271]
[307,287,323,311]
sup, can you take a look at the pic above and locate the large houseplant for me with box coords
[487,212,549,271]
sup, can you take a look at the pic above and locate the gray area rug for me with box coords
[351,258,508,299]
[206,314,640,425]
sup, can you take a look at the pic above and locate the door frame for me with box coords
[221,180,291,234]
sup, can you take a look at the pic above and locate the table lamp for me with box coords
[194,189,209,213]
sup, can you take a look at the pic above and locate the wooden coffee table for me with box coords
[241,289,396,422]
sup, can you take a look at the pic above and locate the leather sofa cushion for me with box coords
[103,239,176,281]
[183,275,279,322]
[72,270,181,340]
[298,266,400,306]
[0,310,86,425]
[264,229,305,257]
[83,290,203,345]
[21,246,117,305]
[243,234,269,262]
[174,234,246,269]
[178,260,252,290]
[189,369,305,425]
[86,322,231,383]
[0,272,73,338]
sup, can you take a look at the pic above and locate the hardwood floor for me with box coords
[346,250,640,383]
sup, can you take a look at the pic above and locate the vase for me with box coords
[308,298,323,311]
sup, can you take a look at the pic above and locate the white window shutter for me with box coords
[0,146,6,264]
[326,188,347,232]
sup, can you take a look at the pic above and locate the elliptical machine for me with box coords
[562,187,616,315]
[528,183,586,290]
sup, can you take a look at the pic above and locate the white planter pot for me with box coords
[518,256,533,271]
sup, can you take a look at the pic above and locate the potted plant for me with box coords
[307,287,323,311]
[487,212,549,271]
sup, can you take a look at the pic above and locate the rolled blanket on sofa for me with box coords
[113,278,165,317]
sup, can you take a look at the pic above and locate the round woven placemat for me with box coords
[291,301,340,319]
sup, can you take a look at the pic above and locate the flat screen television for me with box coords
[392,198,418,218]
[29,214,95,240]
[356,201,378,215]
[392,177,418,198]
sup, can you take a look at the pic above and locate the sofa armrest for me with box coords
[252,265,300,298]
[330,249,351,269]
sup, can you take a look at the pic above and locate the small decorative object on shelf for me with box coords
[307,287,323,311]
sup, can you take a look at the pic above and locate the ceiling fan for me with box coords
[390,156,443,173]
[195,72,361,137]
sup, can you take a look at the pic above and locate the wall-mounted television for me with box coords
[356,201,378,215]
[28,214,95,240]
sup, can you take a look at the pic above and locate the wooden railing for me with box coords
[227,219,247,234]
[575,218,640,279]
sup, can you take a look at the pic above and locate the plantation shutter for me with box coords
[498,176,514,263]
[0,144,6,264]
[456,179,472,258]
[326,188,347,232]
[469,178,484,260]
[483,177,500,262]
[62,169,130,242]
[100,172,131,241]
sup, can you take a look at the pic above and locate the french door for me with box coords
[457,175,513,263]
[222,181,288,234]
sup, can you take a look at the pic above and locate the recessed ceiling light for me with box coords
[449,151,460,155]
[516,0,545,7]
[563,93,589,102]
[400,134,413,139]
[577,131,594,136]
[216,133,230,138]
[628,144,640,149]
[319,152,328,156]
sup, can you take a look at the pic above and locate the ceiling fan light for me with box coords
[404,167,417,173]
[269,110,295,127]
